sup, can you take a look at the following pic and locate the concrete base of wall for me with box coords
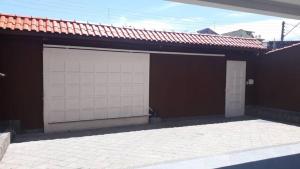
[44,116,149,133]
[246,106,300,124]
[0,132,10,161]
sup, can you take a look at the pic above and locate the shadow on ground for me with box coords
[14,116,257,143]
[218,153,300,169]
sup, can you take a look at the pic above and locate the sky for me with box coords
[0,0,299,41]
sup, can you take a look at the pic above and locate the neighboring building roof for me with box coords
[266,42,300,54]
[267,41,300,50]
[197,28,218,35]
[222,29,255,38]
[0,13,265,49]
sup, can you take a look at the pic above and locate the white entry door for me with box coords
[43,46,150,132]
[225,60,246,117]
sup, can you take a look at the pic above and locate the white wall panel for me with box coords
[43,47,150,131]
[225,60,246,117]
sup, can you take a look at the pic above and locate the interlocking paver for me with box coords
[1,118,300,169]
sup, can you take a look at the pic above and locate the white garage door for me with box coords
[43,46,149,132]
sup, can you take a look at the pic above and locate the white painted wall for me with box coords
[43,47,150,132]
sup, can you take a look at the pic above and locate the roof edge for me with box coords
[0,12,262,41]
[266,42,300,54]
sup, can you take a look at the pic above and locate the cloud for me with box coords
[112,16,204,32]
[156,2,183,11]
[113,16,176,31]
[214,18,300,41]
[225,12,253,18]
[180,16,204,22]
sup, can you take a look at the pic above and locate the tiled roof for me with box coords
[0,13,265,49]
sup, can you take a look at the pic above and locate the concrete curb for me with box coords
[139,142,300,169]
[0,132,10,161]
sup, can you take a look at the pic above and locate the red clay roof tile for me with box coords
[109,26,118,38]
[141,30,151,40]
[79,23,88,35]
[115,27,125,39]
[38,19,46,32]
[66,22,74,34]
[32,18,40,31]
[0,13,264,49]
[92,24,100,36]
[73,22,81,35]
[104,26,113,37]
[23,18,31,31]
[132,29,141,40]
[97,25,106,37]
[15,17,23,30]
[86,24,94,36]
[60,21,67,34]
[52,20,60,33]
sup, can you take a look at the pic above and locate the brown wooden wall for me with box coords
[150,54,226,118]
[0,33,260,130]
[0,36,43,130]
[257,45,300,112]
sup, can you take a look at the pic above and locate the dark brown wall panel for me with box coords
[257,45,300,111]
[150,54,226,118]
[0,36,43,130]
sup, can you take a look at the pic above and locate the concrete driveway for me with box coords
[1,117,300,169]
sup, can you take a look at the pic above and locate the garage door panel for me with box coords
[108,96,121,107]
[66,73,79,84]
[50,85,65,97]
[108,86,121,95]
[108,73,121,83]
[81,63,94,72]
[80,85,94,97]
[95,96,107,110]
[95,63,108,72]
[122,63,133,72]
[95,85,107,96]
[44,47,149,127]
[65,98,80,121]
[134,64,144,73]
[133,95,144,106]
[109,63,121,72]
[133,106,145,116]
[122,73,133,83]
[80,98,94,120]
[66,62,80,72]
[133,85,144,95]
[108,107,123,118]
[122,106,133,117]
[80,72,93,82]
[121,96,133,106]
[65,84,79,97]
[94,107,107,119]
[122,85,133,95]
[150,54,225,118]
[49,99,65,123]
[49,60,65,72]
[95,73,107,84]
[134,72,145,83]
[50,72,64,85]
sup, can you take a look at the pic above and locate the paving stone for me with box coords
[1,118,300,168]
